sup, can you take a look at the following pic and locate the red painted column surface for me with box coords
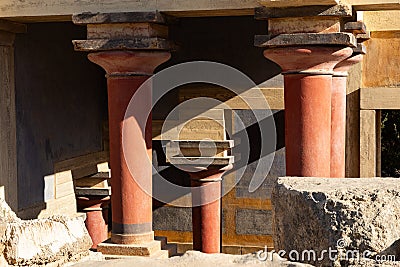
[77,196,110,249]
[189,165,232,253]
[88,51,170,244]
[263,46,353,177]
[331,54,363,178]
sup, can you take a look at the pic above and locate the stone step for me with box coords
[97,240,161,256]
[164,244,178,257]
[150,249,169,259]
[104,249,169,260]
[154,236,167,247]
[155,236,178,257]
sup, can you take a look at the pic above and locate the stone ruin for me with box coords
[272,177,400,266]
[0,198,92,266]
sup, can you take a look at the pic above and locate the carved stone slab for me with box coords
[73,37,173,51]
[255,32,357,48]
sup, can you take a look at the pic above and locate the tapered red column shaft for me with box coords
[284,74,333,177]
[88,51,170,244]
[331,54,363,177]
[264,46,353,177]
[191,180,221,253]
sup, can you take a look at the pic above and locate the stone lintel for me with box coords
[255,32,357,48]
[170,140,234,149]
[169,156,234,166]
[255,4,352,20]
[167,140,233,158]
[356,31,370,42]
[353,43,367,55]
[344,21,367,34]
[74,187,111,196]
[72,11,165,25]
[72,37,174,52]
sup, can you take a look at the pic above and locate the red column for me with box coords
[88,51,170,244]
[189,165,232,253]
[77,196,110,249]
[263,46,353,177]
[331,54,363,177]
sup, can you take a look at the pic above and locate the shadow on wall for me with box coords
[14,22,108,217]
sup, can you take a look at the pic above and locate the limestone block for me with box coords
[0,198,20,223]
[272,177,400,265]
[2,215,92,265]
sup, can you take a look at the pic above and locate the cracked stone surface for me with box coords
[0,198,92,266]
[71,250,313,267]
[272,177,400,266]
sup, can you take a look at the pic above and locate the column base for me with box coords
[111,231,154,244]
[97,239,167,258]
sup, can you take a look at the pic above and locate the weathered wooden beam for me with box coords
[0,19,26,33]
[360,87,400,110]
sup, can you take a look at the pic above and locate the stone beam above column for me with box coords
[3,0,400,21]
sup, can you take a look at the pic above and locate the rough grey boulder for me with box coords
[272,177,400,266]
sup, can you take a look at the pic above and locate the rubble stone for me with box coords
[0,198,92,266]
[272,177,400,266]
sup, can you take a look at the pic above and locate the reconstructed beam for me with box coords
[360,87,400,110]
[2,0,400,22]
[0,0,260,22]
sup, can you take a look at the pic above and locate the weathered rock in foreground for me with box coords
[272,177,400,266]
[0,199,92,266]
[71,250,313,267]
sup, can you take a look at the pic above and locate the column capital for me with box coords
[334,53,364,77]
[88,51,171,76]
[263,46,353,75]
[333,44,366,76]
